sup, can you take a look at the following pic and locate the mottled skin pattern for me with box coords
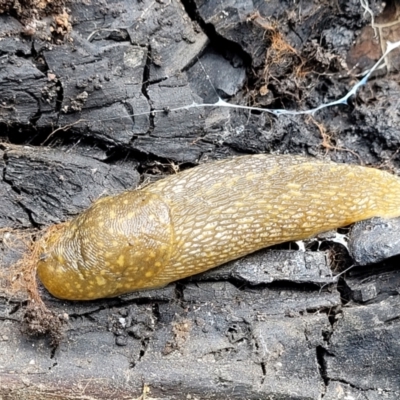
[37,155,400,300]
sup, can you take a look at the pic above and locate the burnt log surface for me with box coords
[1,0,400,399]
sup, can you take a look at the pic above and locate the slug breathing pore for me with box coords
[37,154,400,300]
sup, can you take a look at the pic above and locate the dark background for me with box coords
[1,0,400,399]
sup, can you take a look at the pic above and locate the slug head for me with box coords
[37,191,173,300]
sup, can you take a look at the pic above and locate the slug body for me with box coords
[37,155,400,300]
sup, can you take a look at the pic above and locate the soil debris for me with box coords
[0,0,71,39]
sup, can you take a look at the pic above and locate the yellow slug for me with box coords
[37,154,400,300]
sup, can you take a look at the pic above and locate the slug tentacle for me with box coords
[37,154,400,300]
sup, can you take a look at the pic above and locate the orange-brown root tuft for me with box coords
[0,224,67,345]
